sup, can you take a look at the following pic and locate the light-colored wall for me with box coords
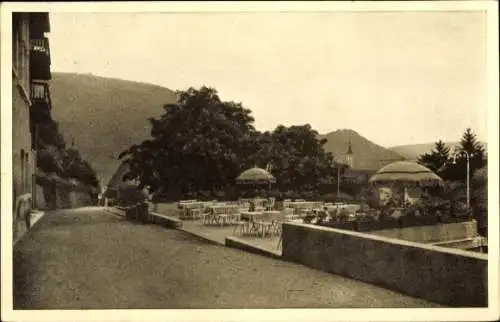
[12,76,33,205]
[370,220,477,243]
[12,14,34,215]
[35,184,48,209]
[282,222,488,307]
[375,186,423,205]
[12,13,31,93]
[404,186,422,204]
[377,187,393,205]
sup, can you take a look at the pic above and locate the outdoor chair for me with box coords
[277,233,283,250]
[271,209,294,236]
[258,221,274,238]
[233,218,249,236]
[200,210,217,226]
[256,211,283,238]
[216,214,231,227]
[229,208,242,225]
[267,197,276,210]
[213,206,231,227]
[244,213,265,237]
[238,202,250,213]
[247,220,262,237]
[188,207,203,220]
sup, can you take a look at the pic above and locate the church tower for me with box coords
[345,137,354,168]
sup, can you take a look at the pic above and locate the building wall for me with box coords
[12,74,33,206]
[12,13,31,94]
[12,14,36,243]
[12,73,35,243]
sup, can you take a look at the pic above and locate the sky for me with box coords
[48,10,488,147]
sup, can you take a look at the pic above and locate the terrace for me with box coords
[149,194,486,257]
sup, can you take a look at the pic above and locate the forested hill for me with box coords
[50,72,178,184]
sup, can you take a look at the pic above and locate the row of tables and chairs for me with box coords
[176,198,364,240]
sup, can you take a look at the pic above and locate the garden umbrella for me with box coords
[236,166,276,198]
[236,166,276,184]
[369,161,444,204]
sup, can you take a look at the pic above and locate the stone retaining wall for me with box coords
[282,222,488,307]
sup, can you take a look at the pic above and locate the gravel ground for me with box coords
[13,207,442,309]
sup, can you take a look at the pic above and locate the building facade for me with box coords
[12,13,52,231]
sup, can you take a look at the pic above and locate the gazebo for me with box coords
[369,161,444,206]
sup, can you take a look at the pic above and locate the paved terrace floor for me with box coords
[14,207,443,309]
[180,219,285,257]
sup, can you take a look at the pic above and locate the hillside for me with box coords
[319,129,405,170]
[50,72,178,185]
[389,142,488,161]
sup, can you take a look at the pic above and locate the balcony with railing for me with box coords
[30,37,51,80]
[30,82,51,106]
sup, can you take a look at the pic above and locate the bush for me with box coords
[117,185,147,206]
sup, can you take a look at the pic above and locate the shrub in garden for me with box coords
[117,185,147,206]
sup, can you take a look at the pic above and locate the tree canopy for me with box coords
[417,128,487,183]
[417,140,451,177]
[119,87,343,198]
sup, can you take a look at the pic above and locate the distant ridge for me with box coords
[389,141,488,161]
[319,129,405,170]
[50,72,178,185]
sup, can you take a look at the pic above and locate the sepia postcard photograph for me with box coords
[1,1,499,322]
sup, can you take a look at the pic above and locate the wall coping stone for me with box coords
[284,222,488,260]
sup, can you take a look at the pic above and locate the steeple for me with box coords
[346,137,353,155]
[345,137,353,168]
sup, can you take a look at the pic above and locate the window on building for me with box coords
[32,83,45,100]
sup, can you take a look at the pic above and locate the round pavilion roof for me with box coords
[369,161,443,187]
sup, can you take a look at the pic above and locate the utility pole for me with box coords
[337,164,340,197]
[452,151,473,210]
[466,154,470,210]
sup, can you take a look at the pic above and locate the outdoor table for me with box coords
[178,202,204,219]
[292,201,315,209]
[206,204,240,226]
[262,210,282,221]
[208,204,239,213]
[183,207,203,219]
[240,211,264,222]
[179,200,198,208]
[181,202,204,209]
